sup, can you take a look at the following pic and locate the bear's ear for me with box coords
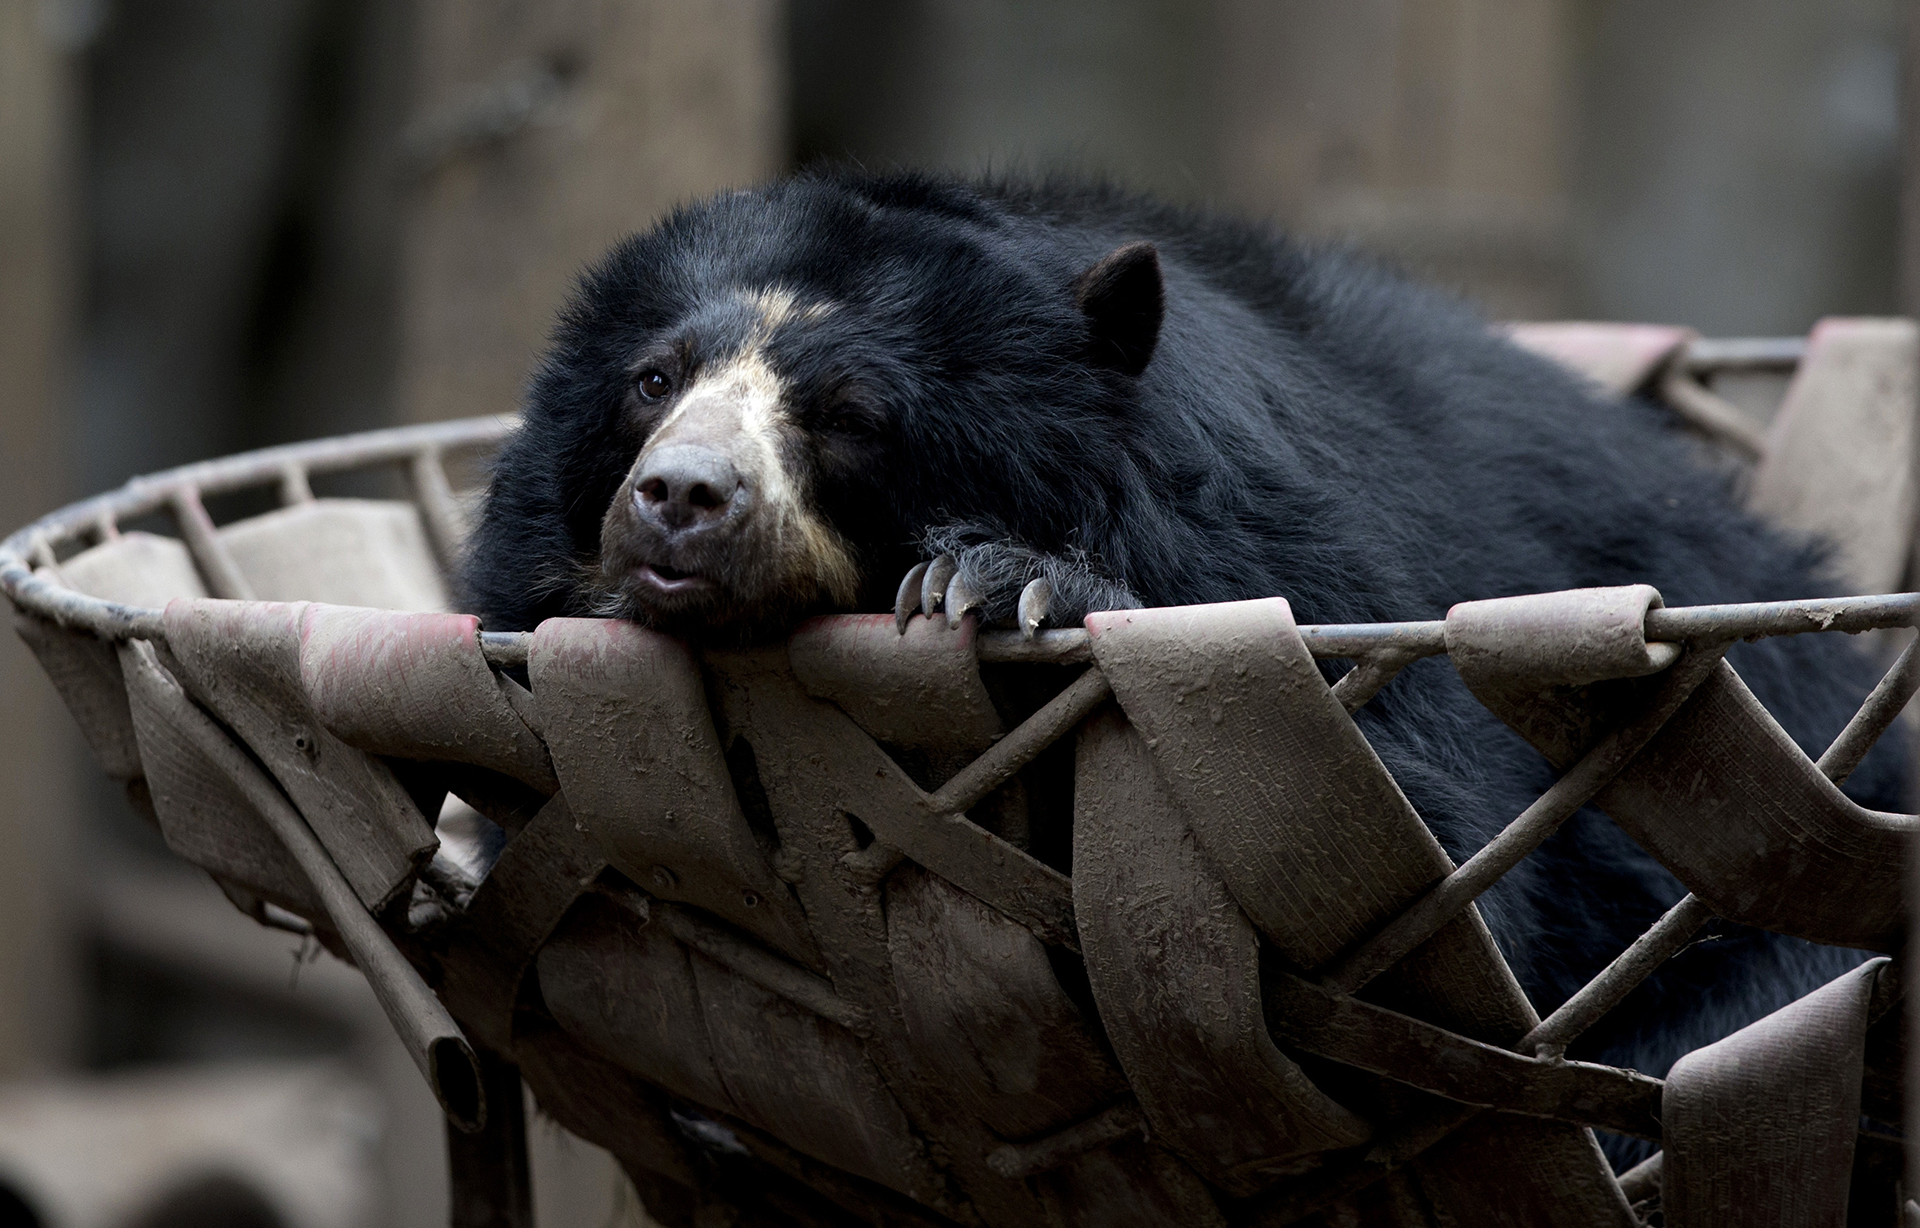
[1073,241,1163,378]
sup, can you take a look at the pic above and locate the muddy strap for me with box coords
[162,598,438,911]
[300,605,556,793]
[1505,321,1695,396]
[529,618,821,968]
[1662,957,1882,1228]
[1084,597,1633,1224]
[1749,318,1918,595]
[1448,586,1909,949]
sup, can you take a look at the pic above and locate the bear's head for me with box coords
[482,175,1165,641]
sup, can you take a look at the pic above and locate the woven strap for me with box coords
[1085,598,1635,1224]
[1663,957,1883,1227]
[1449,588,1910,949]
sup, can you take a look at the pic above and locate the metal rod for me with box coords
[1815,630,1920,785]
[278,465,315,505]
[1681,336,1806,374]
[1263,968,1665,1139]
[1520,893,1717,1058]
[0,561,165,641]
[1298,621,1449,661]
[475,598,1916,674]
[1616,1152,1663,1205]
[120,642,485,1129]
[976,627,1094,663]
[1322,644,1728,994]
[125,414,513,498]
[984,1101,1147,1179]
[1645,593,1920,643]
[924,668,1114,817]
[168,487,256,601]
[445,1051,531,1225]
[0,415,515,630]
[1657,367,1768,460]
[409,448,470,575]
[479,631,530,668]
[5,411,1917,674]
[841,842,907,887]
[1263,897,1713,1214]
[646,896,869,1034]
[1329,648,1419,713]
[257,900,316,937]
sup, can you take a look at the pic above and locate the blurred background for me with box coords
[0,0,1912,1224]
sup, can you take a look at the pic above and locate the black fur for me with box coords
[465,170,1898,1165]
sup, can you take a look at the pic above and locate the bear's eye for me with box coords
[820,401,879,438]
[635,369,673,401]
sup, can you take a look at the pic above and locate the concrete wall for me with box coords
[789,0,1902,332]
[1572,0,1902,335]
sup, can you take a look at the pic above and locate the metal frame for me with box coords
[4,408,1915,1225]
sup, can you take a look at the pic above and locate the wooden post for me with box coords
[1211,0,1577,321]
[393,7,785,1221]
[1903,0,1920,320]
[394,0,786,426]
[1890,2,1920,1214]
[0,0,80,1076]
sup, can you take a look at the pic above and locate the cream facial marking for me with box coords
[633,332,859,605]
[735,286,835,332]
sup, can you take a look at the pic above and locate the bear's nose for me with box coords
[633,444,744,532]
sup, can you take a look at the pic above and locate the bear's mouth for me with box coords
[635,562,716,597]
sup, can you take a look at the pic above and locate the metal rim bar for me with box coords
[9,415,1915,651]
[3,414,1913,665]
[1645,594,1920,642]
[1296,621,1449,660]
[1681,336,1806,374]
[13,413,509,549]
[0,415,513,640]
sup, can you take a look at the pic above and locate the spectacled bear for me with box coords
[463,170,1900,1167]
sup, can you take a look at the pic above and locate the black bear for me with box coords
[464,170,1896,1164]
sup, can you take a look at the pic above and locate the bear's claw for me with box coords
[944,573,983,628]
[894,561,930,633]
[892,557,1057,638]
[1016,577,1051,640]
[890,529,1140,637]
[921,554,958,617]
